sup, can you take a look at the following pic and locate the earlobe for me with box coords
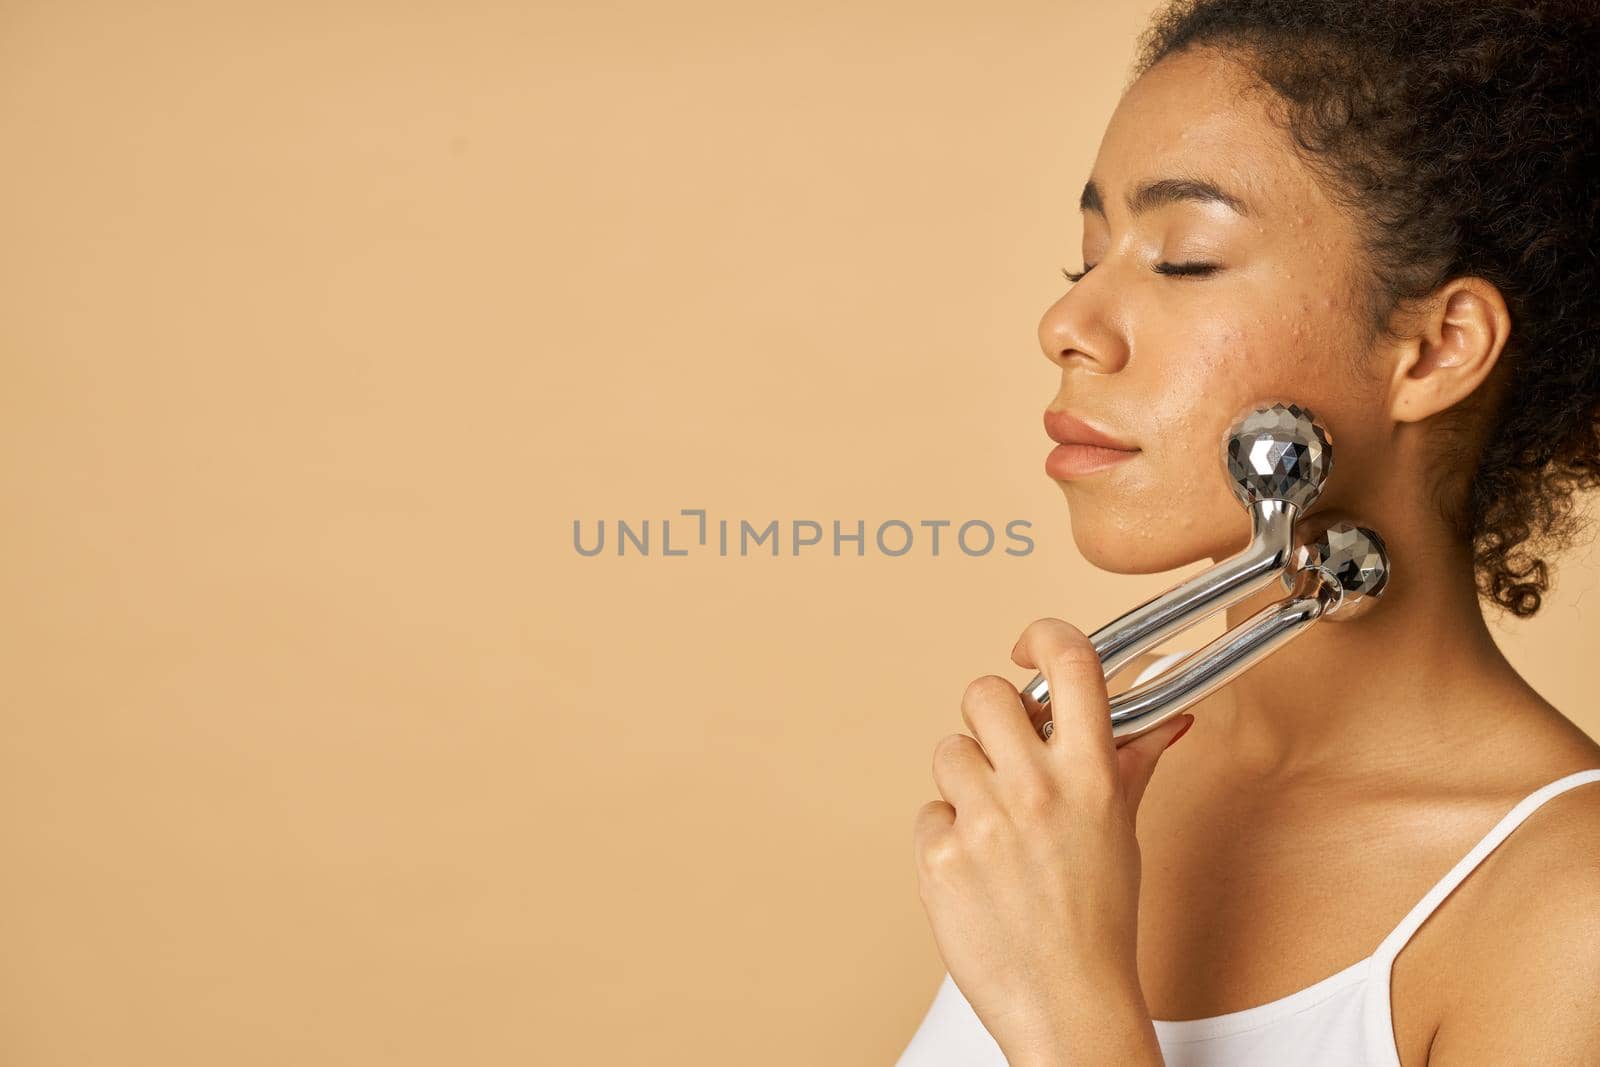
[1387,278,1510,424]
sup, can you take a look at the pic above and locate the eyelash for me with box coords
[1060,261,1221,283]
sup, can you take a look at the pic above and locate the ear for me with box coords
[1387,277,1511,423]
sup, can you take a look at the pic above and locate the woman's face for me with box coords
[1038,48,1392,573]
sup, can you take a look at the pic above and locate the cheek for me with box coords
[1139,368,1251,543]
[1135,308,1358,538]
[1149,325,1287,460]
[1156,292,1357,438]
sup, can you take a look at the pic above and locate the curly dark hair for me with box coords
[1135,0,1600,617]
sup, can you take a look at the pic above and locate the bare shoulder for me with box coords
[1481,761,1600,900]
[1427,764,1600,1063]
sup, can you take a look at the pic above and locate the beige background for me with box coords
[1,2,1595,1064]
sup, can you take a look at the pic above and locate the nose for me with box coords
[1037,280,1130,374]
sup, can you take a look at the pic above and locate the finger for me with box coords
[960,674,1041,774]
[1008,645,1054,734]
[1116,714,1194,816]
[1013,619,1116,782]
[911,799,964,894]
[1018,690,1052,739]
[912,798,956,866]
[929,732,992,812]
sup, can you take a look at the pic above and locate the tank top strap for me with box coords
[1130,648,1191,687]
[1371,767,1600,967]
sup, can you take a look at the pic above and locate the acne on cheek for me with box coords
[1167,339,1320,457]
[1139,303,1354,505]
[1260,267,1351,371]
[1292,291,1362,368]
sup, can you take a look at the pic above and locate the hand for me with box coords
[911,619,1193,1064]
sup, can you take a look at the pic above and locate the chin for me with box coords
[1061,490,1247,573]
[1066,517,1197,574]
[1073,533,1205,575]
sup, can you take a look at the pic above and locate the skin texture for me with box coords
[916,48,1600,1066]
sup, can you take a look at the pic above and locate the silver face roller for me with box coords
[1028,400,1334,735]
[1101,520,1390,742]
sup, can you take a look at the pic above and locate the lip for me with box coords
[1043,409,1139,480]
[1042,409,1139,450]
[1045,442,1139,479]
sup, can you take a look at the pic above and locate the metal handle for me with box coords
[1040,520,1390,743]
[1107,522,1388,741]
[1022,496,1298,705]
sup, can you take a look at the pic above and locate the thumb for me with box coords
[1116,714,1194,815]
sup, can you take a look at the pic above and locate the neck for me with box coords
[1202,520,1533,783]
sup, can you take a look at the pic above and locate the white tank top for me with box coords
[895,649,1600,1066]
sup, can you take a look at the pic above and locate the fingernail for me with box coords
[1164,716,1195,750]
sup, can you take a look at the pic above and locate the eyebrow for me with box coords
[1079,176,1249,217]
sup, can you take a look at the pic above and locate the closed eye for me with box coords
[1153,261,1221,277]
[1062,260,1221,284]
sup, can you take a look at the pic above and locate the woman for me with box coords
[898,2,1600,1064]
